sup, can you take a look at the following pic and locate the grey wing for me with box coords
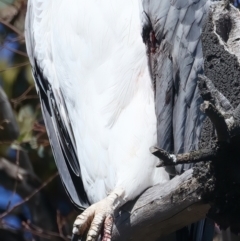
[142,0,210,175]
[25,2,89,209]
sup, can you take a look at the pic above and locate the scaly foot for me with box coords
[72,188,124,241]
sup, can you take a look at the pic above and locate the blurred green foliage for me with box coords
[0,2,77,240]
[0,24,54,178]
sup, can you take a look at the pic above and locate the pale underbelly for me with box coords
[70,76,169,204]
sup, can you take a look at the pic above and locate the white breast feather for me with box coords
[28,0,169,204]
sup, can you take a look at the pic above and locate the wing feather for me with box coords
[25,0,89,209]
[143,0,210,174]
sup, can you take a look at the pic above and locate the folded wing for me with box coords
[142,0,210,174]
[25,0,89,209]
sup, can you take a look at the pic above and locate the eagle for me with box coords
[25,0,213,240]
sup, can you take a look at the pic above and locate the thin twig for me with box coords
[0,19,24,38]
[57,210,66,239]
[1,222,51,239]
[1,219,68,241]
[0,61,29,72]
[4,35,24,43]
[27,221,70,241]
[33,122,46,133]
[0,141,15,145]
[11,86,39,108]
[2,43,28,57]
[6,149,20,210]
[0,172,59,219]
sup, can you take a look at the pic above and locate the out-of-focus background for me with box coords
[0,1,78,240]
[0,1,239,241]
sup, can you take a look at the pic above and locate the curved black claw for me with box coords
[150,146,177,167]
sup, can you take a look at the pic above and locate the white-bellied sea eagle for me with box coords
[25,0,211,240]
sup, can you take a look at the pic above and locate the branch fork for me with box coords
[151,75,240,168]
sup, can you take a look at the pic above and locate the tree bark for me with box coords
[112,169,211,241]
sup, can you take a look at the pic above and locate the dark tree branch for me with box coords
[200,100,230,143]
[152,73,239,168]
[112,169,212,241]
[151,146,217,167]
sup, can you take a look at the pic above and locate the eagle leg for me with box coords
[72,188,124,241]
